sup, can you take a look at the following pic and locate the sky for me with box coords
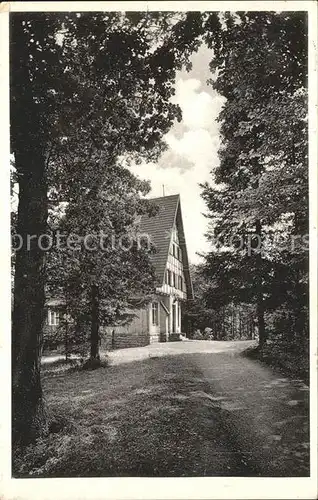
[129,44,226,265]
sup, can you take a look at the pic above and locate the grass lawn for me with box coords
[13,355,244,478]
[13,345,309,477]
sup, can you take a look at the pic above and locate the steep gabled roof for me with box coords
[139,194,193,299]
[139,194,179,283]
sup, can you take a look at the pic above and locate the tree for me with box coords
[200,12,308,347]
[11,13,65,447]
[11,11,203,446]
[46,164,159,364]
[182,264,255,340]
[182,264,216,337]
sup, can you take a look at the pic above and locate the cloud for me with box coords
[165,128,219,167]
[159,148,194,173]
[183,43,215,92]
[164,76,225,176]
[172,77,225,131]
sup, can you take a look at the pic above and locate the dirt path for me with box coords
[25,341,309,478]
[187,351,309,476]
[106,339,309,475]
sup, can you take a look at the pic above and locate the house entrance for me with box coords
[172,302,177,332]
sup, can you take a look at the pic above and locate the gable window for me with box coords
[179,276,184,291]
[48,309,59,326]
[152,302,159,326]
[172,272,177,288]
[165,269,171,286]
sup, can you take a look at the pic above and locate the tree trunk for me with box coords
[255,219,266,349]
[222,307,226,339]
[239,310,242,339]
[256,296,266,348]
[64,317,69,362]
[231,303,235,339]
[90,284,100,360]
[10,14,52,447]
[293,212,309,341]
[12,150,48,447]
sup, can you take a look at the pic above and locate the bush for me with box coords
[43,322,90,357]
[242,335,309,384]
[193,330,204,340]
[192,329,214,340]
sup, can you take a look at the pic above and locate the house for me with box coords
[101,194,193,349]
[45,194,193,350]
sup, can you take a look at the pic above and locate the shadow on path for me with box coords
[18,344,309,477]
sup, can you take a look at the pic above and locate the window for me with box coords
[179,275,184,291]
[152,302,159,326]
[48,309,59,326]
[166,269,171,286]
[172,272,177,288]
[172,245,182,261]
